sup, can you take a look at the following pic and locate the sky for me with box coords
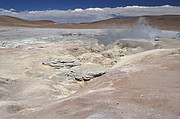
[0,0,180,23]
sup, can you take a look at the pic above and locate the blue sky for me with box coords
[0,0,180,11]
[0,0,180,23]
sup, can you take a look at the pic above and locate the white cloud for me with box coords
[125,6,149,8]
[161,5,173,7]
[74,8,83,12]
[0,5,180,23]
[10,8,16,11]
[0,8,18,14]
[86,8,104,11]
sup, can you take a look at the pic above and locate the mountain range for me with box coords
[0,15,180,31]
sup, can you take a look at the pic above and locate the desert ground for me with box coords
[0,16,180,119]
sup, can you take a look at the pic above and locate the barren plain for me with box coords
[0,15,180,119]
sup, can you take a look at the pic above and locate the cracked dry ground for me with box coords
[0,38,180,119]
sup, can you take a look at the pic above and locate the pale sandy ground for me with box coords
[0,28,180,119]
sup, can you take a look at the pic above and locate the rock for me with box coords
[70,66,80,73]
[74,73,84,81]
[59,60,74,63]
[50,58,60,64]
[55,71,71,82]
[42,61,50,65]
[50,58,75,64]
[1,41,12,48]
[25,47,35,50]
[49,63,64,68]
[85,70,106,77]
[42,57,81,69]
[102,52,114,58]
[119,53,125,57]
[64,62,81,67]
[15,44,23,48]
[70,64,106,81]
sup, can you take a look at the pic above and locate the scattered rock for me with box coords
[1,41,12,48]
[15,44,23,48]
[42,57,80,69]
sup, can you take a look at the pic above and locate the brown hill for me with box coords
[0,15,180,31]
[0,15,38,27]
[84,15,180,31]
[31,20,56,24]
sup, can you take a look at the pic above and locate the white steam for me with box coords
[97,17,163,45]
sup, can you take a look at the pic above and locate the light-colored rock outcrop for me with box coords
[70,63,106,81]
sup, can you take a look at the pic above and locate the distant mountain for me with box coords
[0,15,180,31]
[31,20,56,24]
[0,15,38,27]
[87,15,180,31]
